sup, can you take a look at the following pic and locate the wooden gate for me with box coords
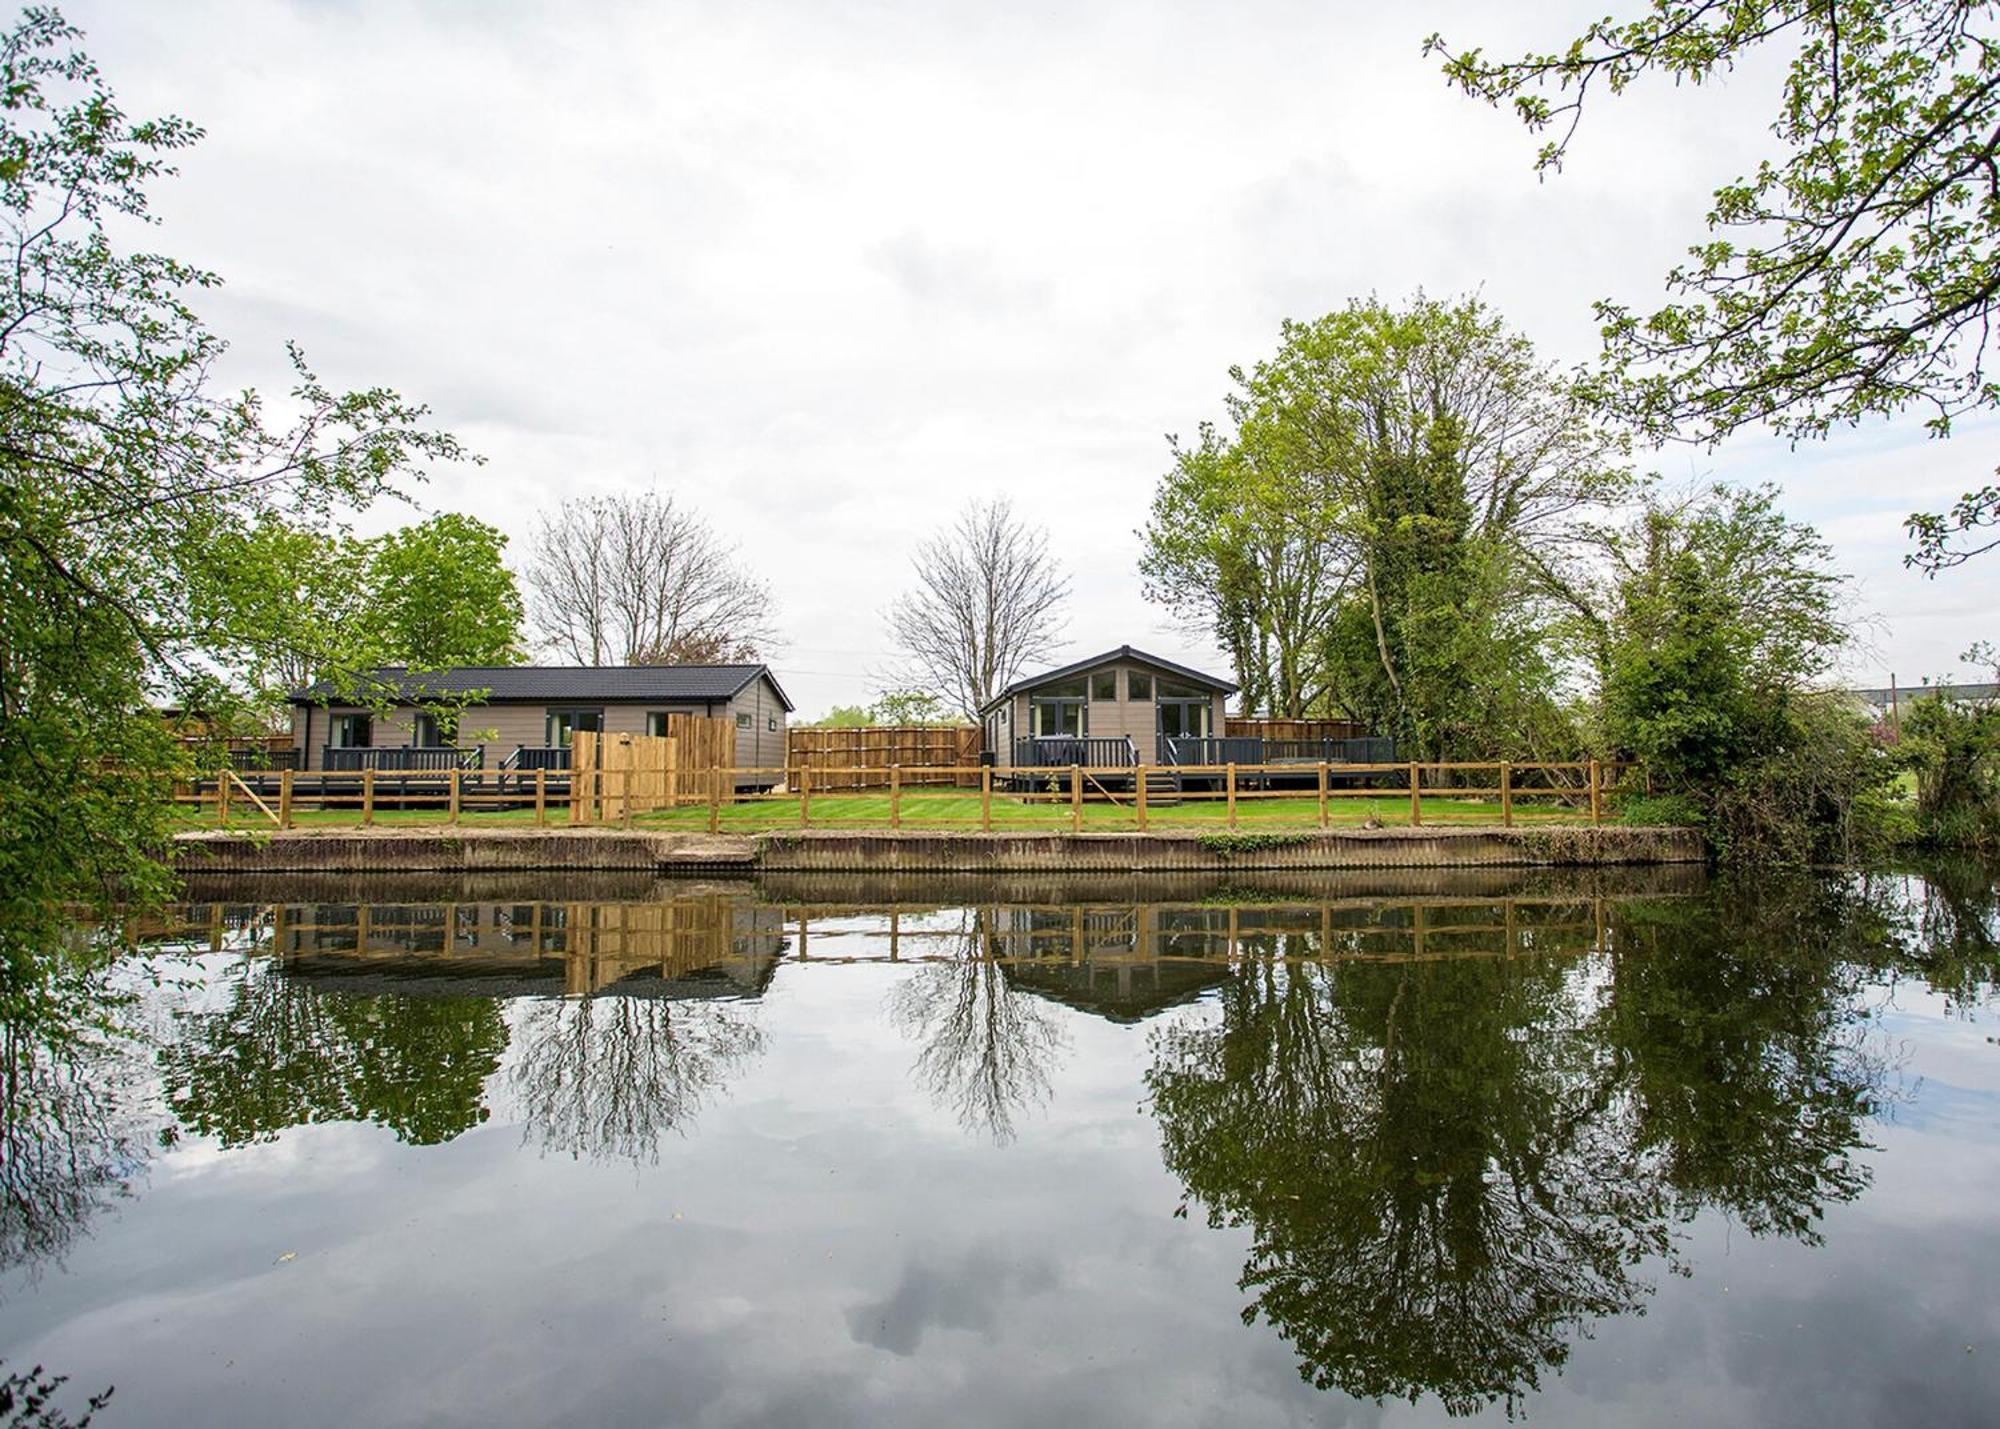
[573,714,736,820]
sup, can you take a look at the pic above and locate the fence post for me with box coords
[569,760,582,825]
[1317,761,1329,829]
[890,764,901,830]
[1500,762,1513,828]
[1070,764,1082,833]
[621,766,634,829]
[217,769,231,825]
[279,770,294,830]
[1136,764,1149,831]
[449,767,461,824]
[708,767,722,834]
[800,765,811,829]
[1408,761,1422,826]
[980,766,992,832]
[535,768,547,826]
[362,768,375,827]
[1589,759,1602,825]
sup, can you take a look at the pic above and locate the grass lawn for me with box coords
[175,788,1593,833]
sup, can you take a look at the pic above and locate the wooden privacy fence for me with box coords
[573,714,736,818]
[1225,717,1369,742]
[787,725,983,789]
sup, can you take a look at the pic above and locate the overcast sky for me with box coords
[80,0,1997,716]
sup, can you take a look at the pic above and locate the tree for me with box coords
[0,11,463,995]
[1430,1,2000,571]
[524,491,775,665]
[1145,296,1627,750]
[190,512,523,709]
[1139,424,1352,718]
[362,513,523,668]
[1598,484,1886,860]
[887,498,1069,721]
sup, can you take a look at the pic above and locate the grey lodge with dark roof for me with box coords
[287,664,793,774]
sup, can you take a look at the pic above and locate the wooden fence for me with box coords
[787,725,983,789]
[1225,716,1369,742]
[176,756,1646,835]
[573,713,736,817]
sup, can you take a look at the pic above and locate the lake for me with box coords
[3,864,1996,1427]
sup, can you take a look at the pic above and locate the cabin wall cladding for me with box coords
[573,715,736,816]
[787,725,984,790]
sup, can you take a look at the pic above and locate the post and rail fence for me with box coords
[177,757,1646,834]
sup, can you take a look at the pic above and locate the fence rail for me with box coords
[178,758,1645,835]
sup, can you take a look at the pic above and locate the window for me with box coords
[646,712,671,737]
[412,712,454,747]
[329,713,371,748]
[1091,671,1117,701]
[767,716,779,732]
[735,712,752,730]
[1127,671,1152,701]
[545,709,603,747]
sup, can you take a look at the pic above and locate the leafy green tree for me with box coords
[1145,295,1626,748]
[805,704,874,728]
[1895,644,2000,849]
[1430,1,2000,571]
[1599,484,1886,859]
[0,11,463,989]
[361,513,523,668]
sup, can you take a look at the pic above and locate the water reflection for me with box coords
[16,864,1995,1424]
[1147,875,1915,1414]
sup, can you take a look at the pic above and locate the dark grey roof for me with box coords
[289,664,794,711]
[981,645,1236,712]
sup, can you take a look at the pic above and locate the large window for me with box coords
[545,708,603,747]
[1029,680,1087,737]
[1091,671,1117,701]
[329,713,371,748]
[1127,671,1152,701]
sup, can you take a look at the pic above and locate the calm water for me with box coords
[4,864,1997,1427]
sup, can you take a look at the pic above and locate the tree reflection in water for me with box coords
[1147,881,1910,1416]
[0,961,149,1283]
[157,963,510,1147]
[888,913,1069,1144]
[509,994,765,1165]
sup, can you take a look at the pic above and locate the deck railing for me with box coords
[1013,736,1138,768]
[502,745,572,772]
[1161,735,1398,766]
[321,745,482,772]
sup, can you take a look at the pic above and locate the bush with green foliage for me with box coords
[1895,672,2000,851]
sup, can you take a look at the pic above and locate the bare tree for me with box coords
[887,499,1069,720]
[524,492,778,665]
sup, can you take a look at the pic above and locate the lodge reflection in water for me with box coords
[78,869,1991,1418]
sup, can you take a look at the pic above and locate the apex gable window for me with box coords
[545,708,603,748]
[1127,671,1152,701]
[1091,671,1117,702]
